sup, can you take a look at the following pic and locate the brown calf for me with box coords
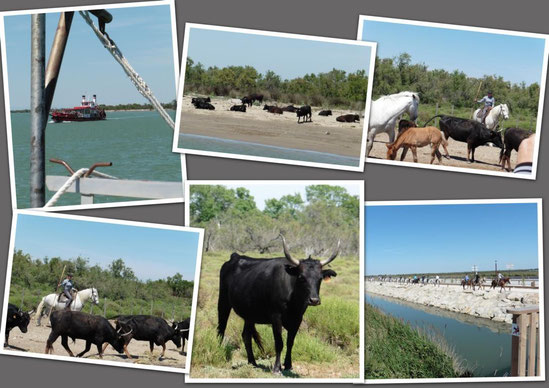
[386,126,449,164]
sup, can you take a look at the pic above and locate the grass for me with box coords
[417,103,536,132]
[189,250,361,379]
[365,303,470,379]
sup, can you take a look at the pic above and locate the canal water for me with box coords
[366,293,512,377]
[11,111,181,208]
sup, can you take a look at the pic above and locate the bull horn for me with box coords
[28,309,35,315]
[120,328,133,336]
[320,240,341,267]
[280,234,299,266]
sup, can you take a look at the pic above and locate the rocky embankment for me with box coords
[366,281,539,324]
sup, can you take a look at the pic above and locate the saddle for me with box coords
[58,289,77,304]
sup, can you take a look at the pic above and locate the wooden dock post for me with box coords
[507,306,540,376]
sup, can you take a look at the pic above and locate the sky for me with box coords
[186,27,372,80]
[365,203,539,275]
[13,214,200,281]
[4,4,176,110]
[220,183,361,211]
[361,20,546,85]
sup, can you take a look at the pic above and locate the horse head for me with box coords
[500,104,510,120]
[91,288,100,305]
[405,92,420,121]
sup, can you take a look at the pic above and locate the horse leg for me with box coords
[61,335,74,357]
[77,340,92,357]
[366,130,375,156]
[411,146,418,163]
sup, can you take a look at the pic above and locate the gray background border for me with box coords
[0,0,547,386]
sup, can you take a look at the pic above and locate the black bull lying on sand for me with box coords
[423,115,503,163]
[217,235,340,373]
[45,310,126,358]
[104,315,186,359]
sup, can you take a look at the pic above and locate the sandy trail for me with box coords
[179,96,365,157]
[367,133,519,173]
[4,318,186,369]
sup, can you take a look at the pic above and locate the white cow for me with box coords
[473,103,509,131]
[367,91,420,156]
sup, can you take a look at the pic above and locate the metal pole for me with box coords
[44,12,74,115]
[30,14,46,208]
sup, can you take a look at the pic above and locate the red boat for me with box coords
[50,95,106,123]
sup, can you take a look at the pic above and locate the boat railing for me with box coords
[506,306,541,376]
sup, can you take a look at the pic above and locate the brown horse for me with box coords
[461,278,474,290]
[386,126,449,164]
[491,277,511,292]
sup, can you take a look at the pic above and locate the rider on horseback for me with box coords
[59,274,75,310]
[475,91,495,125]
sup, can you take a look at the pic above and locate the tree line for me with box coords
[184,58,369,109]
[373,53,540,114]
[190,185,360,256]
[9,250,193,318]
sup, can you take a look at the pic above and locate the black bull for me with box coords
[217,235,340,373]
[6,303,31,346]
[423,115,503,163]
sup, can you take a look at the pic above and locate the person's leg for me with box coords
[64,290,72,309]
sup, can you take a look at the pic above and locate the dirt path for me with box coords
[4,318,186,369]
[367,134,518,173]
[179,96,365,158]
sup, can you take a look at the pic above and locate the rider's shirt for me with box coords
[478,96,495,107]
[61,279,74,292]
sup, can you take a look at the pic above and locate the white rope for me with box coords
[79,11,175,130]
[44,168,119,207]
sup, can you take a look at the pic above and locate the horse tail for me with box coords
[422,114,445,128]
[251,326,264,353]
[35,297,46,326]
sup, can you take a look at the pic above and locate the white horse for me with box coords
[367,91,420,156]
[473,103,509,131]
[35,287,99,325]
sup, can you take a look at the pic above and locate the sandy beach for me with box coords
[178,96,365,158]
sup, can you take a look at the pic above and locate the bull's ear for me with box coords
[322,269,337,280]
[285,265,300,276]
[13,314,17,319]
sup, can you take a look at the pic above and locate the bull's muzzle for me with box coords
[308,297,321,306]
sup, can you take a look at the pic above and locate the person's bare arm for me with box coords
[516,134,535,165]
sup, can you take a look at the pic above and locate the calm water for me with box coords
[366,293,512,377]
[179,133,361,167]
[11,111,181,208]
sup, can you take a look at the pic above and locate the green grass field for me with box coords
[417,103,537,131]
[189,250,361,379]
[365,303,468,379]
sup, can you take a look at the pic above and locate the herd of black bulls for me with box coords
[5,302,190,361]
[191,95,361,125]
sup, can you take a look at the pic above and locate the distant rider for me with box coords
[435,275,440,286]
[476,91,495,124]
[59,274,75,310]
[465,274,470,283]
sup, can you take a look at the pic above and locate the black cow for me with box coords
[194,101,215,110]
[241,96,253,107]
[263,105,283,114]
[423,115,504,163]
[173,318,190,352]
[282,105,298,113]
[248,93,264,104]
[5,303,31,346]
[296,105,312,123]
[191,97,211,106]
[107,315,183,359]
[500,127,532,171]
[230,104,247,112]
[217,235,339,373]
[318,110,332,116]
[45,310,125,358]
[336,114,360,123]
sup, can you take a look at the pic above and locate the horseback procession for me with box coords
[366,89,534,173]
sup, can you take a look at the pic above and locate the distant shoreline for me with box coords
[11,108,176,113]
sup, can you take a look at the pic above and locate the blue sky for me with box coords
[361,20,546,85]
[365,203,539,275]
[221,183,361,210]
[5,4,176,110]
[14,214,200,281]
[186,27,372,80]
